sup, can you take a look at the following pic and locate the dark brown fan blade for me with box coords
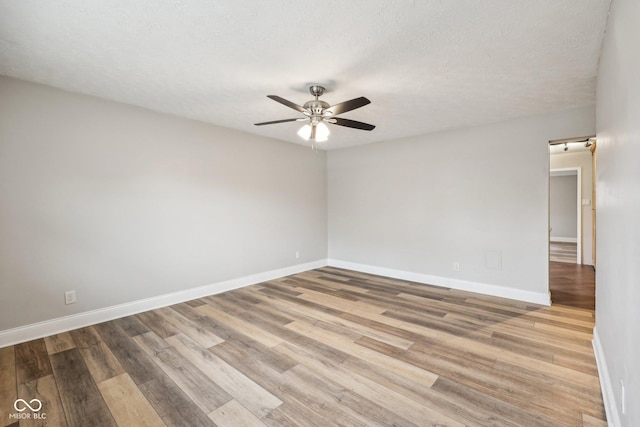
[325,97,370,116]
[254,118,301,126]
[267,95,307,113]
[331,117,375,131]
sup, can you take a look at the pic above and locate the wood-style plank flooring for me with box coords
[1,268,606,426]
[550,242,578,264]
[550,261,596,311]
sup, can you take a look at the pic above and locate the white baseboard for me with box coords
[593,327,621,427]
[550,237,578,243]
[0,258,554,347]
[0,259,327,348]
[327,259,550,306]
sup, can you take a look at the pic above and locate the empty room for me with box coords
[0,1,638,426]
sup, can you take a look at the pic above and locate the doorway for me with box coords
[550,168,581,264]
[548,136,596,310]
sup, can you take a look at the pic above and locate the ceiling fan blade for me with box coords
[324,97,371,116]
[330,117,376,131]
[267,95,307,113]
[254,118,304,126]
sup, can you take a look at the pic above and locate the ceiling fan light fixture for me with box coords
[256,85,374,147]
[297,123,312,140]
[297,121,330,142]
[315,122,330,142]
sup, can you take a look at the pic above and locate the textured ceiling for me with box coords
[0,0,611,149]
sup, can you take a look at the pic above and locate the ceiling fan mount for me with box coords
[308,85,326,98]
[254,85,375,143]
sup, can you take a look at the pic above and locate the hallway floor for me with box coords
[550,242,578,263]
[550,261,595,310]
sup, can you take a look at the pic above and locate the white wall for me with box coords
[550,151,594,265]
[594,0,640,425]
[328,106,595,304]
[0,76,327,332]
[549,174,578,241]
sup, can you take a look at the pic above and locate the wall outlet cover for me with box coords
[64,290,77,305]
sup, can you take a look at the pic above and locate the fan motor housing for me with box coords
[303,100,330,115]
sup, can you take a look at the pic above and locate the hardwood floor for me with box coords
[550,242,578,264]
[550,261,596,310]
[1,268,606,426]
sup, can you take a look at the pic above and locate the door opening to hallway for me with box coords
[548,137,596,311]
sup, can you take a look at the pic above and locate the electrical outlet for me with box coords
[453,262,460,272]
[295,251,300,259]
[65,290,77,305]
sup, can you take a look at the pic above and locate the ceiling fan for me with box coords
[254,85,375,143]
